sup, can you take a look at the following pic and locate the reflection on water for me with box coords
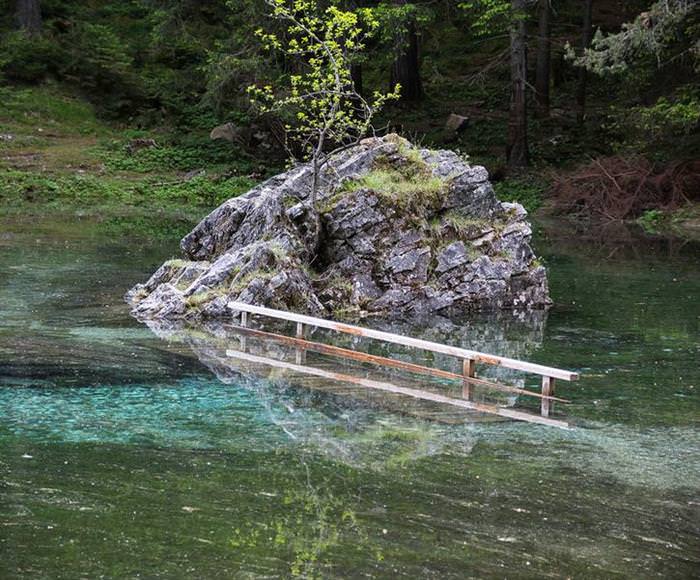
[144,312,548,408]
[1,216,699,578]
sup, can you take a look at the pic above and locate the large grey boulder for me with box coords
[126,134,550,320]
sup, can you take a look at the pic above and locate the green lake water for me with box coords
[1,215,698,578]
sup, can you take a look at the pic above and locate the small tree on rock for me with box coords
[248,0,399,206]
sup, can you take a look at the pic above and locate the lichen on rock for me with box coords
[126,134,551,320]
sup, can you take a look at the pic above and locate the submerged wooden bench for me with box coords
[227,301,579,427]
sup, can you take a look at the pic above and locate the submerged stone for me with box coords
[127,135,551,320]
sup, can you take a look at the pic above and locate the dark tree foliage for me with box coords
[0,0,695,174]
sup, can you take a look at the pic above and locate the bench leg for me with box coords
[541,377,555,417]
[463,359,475,401]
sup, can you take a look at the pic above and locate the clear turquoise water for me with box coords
[1,215,698,578]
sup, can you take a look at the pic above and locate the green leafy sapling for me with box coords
[248,0,400,206]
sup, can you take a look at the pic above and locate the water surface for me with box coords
[1,215,698,578]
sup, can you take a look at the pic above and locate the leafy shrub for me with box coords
[98,215,197,240]
[97,137,257,174]
[0,31,60,82]
[637,94,700,136]
[62,23,132,84]
[493,177,545,212]
[60,23,143,116]
[0,168,256,211]
[629,90,700,158]
[160,175,256,207]
[637,209,664,232]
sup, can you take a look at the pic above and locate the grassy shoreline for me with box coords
[3,84,697,241]
[0,84,263,224]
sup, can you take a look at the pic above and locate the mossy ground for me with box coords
[347,168,444,211]
[0,84,266,225]
[334,146,446,217]
[637,203,700,240]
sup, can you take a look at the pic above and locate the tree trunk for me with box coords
[507,0,529,169]
[351,63,363,96]
[311,152,320,207]
[551,46,565,88]
[576,0,593,124]
[390,0,423,102]
[15,0,41,35]
[535,0,551,118]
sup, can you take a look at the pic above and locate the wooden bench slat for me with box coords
[226,323,571,403]
[228,301,579,381]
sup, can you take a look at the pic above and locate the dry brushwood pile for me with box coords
[550,157,700,221]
